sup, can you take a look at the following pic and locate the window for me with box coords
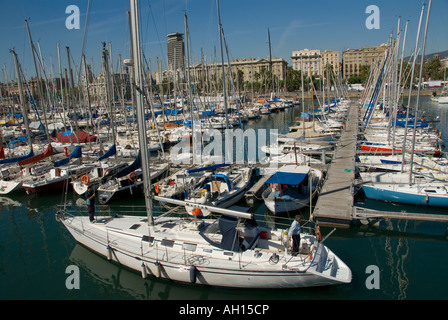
[161,239,174,247]
[182,242,197,252]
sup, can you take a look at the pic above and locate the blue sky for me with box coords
[1,0,447,80]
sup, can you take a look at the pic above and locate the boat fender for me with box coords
[154,184,160,194]
[192,208,202,217]
[81,174,90,185]
[106,245,112,260]
[190,265,197,284]
[141,263,147,279]
[315,223,322,242]
[64,147,69,157]
[154,262,161,278]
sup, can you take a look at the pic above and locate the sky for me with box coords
[0,0,447,81]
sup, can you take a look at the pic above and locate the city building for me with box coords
[291,49,322,76]
[342,43,388,78]
[229,57,287,83]
[291,49,340,77]
[167,32,185,71]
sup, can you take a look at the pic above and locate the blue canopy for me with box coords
[266,171,307,186]
[218,215,240,251]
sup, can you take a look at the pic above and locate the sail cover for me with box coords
[98,144,116,161]
[54,146,82,167]
[186,163,230,174]
[18,144,54,166]
[0,149,34,165]
[101,151,141,183]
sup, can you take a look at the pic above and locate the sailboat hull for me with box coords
[59,215,351,288]
[362,184,448,207]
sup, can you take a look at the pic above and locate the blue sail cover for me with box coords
[266,171,307,186]
[101,151,141,183]
[98,144,116,161]
[54,146,82,167]
[187,163,230,174]
[0,149,34,165]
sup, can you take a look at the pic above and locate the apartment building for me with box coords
[291,49,322,76]
[342,43,388,78]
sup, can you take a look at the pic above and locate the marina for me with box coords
[1,0,448,301]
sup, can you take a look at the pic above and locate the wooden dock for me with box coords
[245,173,272,205]
[312,102,359,227]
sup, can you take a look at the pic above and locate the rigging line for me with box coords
[76,0,91,89]
[147,0,167,68]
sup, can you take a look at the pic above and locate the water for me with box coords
[1,96,448,301]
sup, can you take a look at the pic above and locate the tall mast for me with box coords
[216,0,229,130]
[130,0,154,234]
[10,49,33,152]
[401,3,425,173]
[24,19,49,140]
[409,0,432,184]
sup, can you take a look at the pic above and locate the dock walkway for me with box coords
[312,102,358,227]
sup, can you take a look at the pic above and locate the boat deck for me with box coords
[312,102,358,227]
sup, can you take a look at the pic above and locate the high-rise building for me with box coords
[167,32,185,71]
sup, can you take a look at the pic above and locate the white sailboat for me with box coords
[262,165,324,215]
[56,0,351,289]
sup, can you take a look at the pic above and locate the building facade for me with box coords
[291,49,340,77]
[167,32,185,71]
[342,43,388,78]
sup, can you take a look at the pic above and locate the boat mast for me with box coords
[216,0,229,130]
[24,19,49,140]
[401,3,425,173]
[129,0,154,234]
[10,49,33,152]
[409,0,432,184]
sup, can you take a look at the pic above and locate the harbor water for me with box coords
[1,96,448,301]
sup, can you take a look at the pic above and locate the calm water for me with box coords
[1,96,448,301]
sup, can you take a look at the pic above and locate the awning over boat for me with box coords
[18,144,54,166]
[98,144,116,161]
[218,215,240,252]
[212,173,232,191]
[54,146,82,167]
[266,171,307,186]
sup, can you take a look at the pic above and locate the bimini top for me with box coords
[265,165,310,186]
[212,172,232,191]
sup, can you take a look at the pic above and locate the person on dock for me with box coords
[288,215,302,256]
[86,186,96,222]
